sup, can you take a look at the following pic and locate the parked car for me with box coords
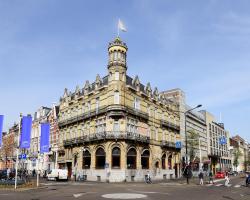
[215,171,225,179]
[0,169,15,180]
[47,169,68,181]
[0,170,7,180]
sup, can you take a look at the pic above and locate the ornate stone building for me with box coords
[57,37,181,182]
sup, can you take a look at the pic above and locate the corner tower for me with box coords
[107,37,128,82]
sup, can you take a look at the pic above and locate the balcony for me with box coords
[58,106,107,127]
[59,105,150,127]
[161,141,176,148]
[63,131,150,147]
[160,120,180,131]
[126,107,149,120]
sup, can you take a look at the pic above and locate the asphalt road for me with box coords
[0,176,249,200]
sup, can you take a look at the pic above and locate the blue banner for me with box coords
[40,123,50,153]
[0,115,4,147]
[20,115,32,149]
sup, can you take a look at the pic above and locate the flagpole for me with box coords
[15,113,22,190]
[117,19,120,37]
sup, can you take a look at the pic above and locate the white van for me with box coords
[47,169,68,181]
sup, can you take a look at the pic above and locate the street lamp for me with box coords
[184,104,202,184]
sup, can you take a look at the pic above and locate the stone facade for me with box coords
[57,37,181,182]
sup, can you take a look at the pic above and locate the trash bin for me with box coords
[97,176,101,181]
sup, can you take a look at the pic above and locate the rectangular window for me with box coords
[114,91,120,104]
[96,97,99,113]
[134,97,140,110]
[115,72,119,80]
[87,101,91,114]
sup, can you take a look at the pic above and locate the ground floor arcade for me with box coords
[58,141,181,182]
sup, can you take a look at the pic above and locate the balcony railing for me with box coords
[160,120,180,131]
[63,131,150,147]
[161,141,176,148]
[58,105,150,127]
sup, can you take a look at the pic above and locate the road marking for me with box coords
[206,184,213,187]
[127,189,169,195]
[234,185,241,188]
[73,193,84,198]
[215,184,223,187]
[102,193,147,199]
[226,184,232,187]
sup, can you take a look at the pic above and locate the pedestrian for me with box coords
[225,171,230,186]
[199,171,204,185]
[209,171,214,184]
[7,168,11,180]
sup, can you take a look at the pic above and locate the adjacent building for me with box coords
[230,135,248,172]
[27,107,51,172]
[161,89,208,175]
[201,111,231,174]
[57,37,182,182]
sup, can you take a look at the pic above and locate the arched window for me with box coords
[112,147,120,168]
[82,150,91,169]
[168,155,172,170]
[127,148,137,169]
[96,148,105,169]
[162,154,166,169]
[141,150,150,169]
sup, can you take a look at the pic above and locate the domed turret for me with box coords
[107,37,128,82]
[108,37,128,69]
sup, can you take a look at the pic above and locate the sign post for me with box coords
[15,113,22,190]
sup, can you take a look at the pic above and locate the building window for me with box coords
[87,101,91,114]
[112,147,120,168]
[82,150,91,169]
[96,97,99,113]
[95,148,105,169]
[141,150,150,169]
[162,154,166,169]
[127,148,137,169]
[113,120,119,133]
[114,52,118,60]
[134,97,140,110]
[168,155,172,169]
[114,91,120,104]
[115,72,119,80]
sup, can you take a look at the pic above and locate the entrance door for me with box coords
[175,164,178,178]
[67,162,72,179]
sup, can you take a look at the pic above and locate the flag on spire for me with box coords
[118,19,127,32]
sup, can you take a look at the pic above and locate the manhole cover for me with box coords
[102,193,147,199]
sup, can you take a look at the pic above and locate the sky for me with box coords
[0,0,250,141]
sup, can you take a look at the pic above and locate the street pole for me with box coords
[184,113,189,184]
[37,152,39,187]
[199,138,202,171]
[15,113,22,190]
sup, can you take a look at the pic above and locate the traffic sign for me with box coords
[18,154,27,159]
[219,137,227,145]
[175,141,182,149]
